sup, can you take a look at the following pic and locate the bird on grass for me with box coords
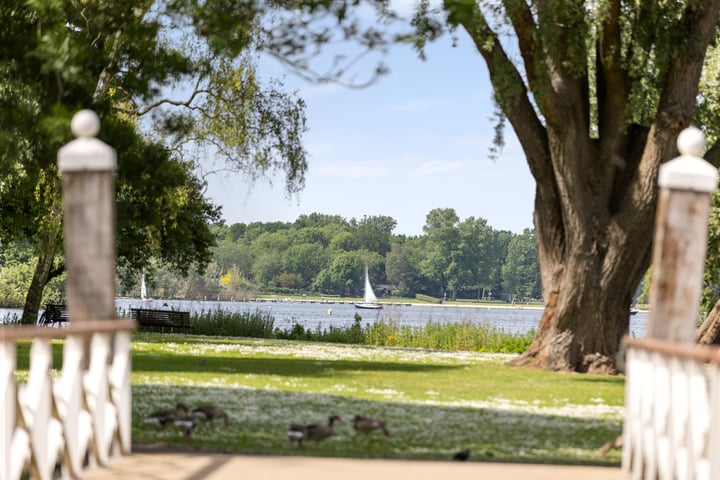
[174,415,198,438]
[191,404,231,426]
[143,403,189,431]
[452,449,471,461]
[352,415,391,437]
[304,415,342,447]
[287,424,308,448]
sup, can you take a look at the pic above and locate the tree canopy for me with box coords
[0,0,308,322]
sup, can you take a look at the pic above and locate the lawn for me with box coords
[130,333,625,465]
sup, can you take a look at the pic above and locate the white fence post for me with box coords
[57,109,117,322]
[646,127,718,342]
[623,127,719,480]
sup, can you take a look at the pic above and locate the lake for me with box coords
[1,298,649,337]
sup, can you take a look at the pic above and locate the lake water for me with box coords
[1,298,649,337]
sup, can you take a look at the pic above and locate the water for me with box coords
[2,298,649,337]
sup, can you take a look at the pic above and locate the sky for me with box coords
[203,18,536,237]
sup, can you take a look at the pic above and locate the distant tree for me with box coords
[281,243,328,286]
[421,208,460,299]
[229,223,247,243]
[385,242,421,297]
[455,217,494,299]
[502,229,541,302]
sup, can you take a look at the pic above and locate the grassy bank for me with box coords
[129,334,624,465]
[188,310,535,353]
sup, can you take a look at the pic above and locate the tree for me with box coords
[266,0,720,371]
[502,229,541,302]
[1,0,308,323]
[385,242,421,297]
[455,217,494,299]
[416,1,720,372]
[420,208,460,299]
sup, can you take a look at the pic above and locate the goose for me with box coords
[174,415,198,438]
[143,403,189,431]
[287,424,307,447]
[305,415,342,447]
[191,404,230,426]
[352,415,390,437]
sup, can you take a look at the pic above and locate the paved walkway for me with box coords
[87,452,626,480]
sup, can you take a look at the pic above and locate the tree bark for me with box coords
[696,299,720,345]
[21,225,62,324]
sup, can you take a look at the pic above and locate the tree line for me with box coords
[0,209,541,307]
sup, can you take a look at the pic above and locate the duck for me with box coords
[352,415,390,437]
[287,423,308,448]
[173,415,198,437]
[143,403,189,431]
[191,404,230,426]
[305,415,342,447]
[452,449,471,461]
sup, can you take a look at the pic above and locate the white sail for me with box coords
[363,267,378,303]
[141,273,149,301]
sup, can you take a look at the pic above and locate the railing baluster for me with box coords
[18,339,64,480]
[0,340,29,480]
[54,334,95,477]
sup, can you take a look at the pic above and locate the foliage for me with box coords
[2,207,543,306]
[190,309,275,338]
[0,0,308,321]
[501,229,541,301]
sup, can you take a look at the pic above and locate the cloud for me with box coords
[316,163,389,179]
[383,98,450,114]
[411,160,465,176]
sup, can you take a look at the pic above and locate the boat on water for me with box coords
[141,273,152,302]
[354,266,382,310]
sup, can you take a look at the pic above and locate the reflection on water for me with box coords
[1,299,648,337]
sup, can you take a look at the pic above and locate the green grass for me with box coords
[129,333,625,465]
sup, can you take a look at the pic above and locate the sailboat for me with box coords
[141,273,151,302]
[355,266,382,310]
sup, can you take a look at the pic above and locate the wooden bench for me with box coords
[130,308,192,333]
[38,303,70,326]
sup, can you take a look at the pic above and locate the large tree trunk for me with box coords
[451,0,720,372]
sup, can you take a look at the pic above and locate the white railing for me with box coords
[621,127,719,480]
[622,337,720,480]
[1,320,135,480]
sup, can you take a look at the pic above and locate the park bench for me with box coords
[130,308,192,333]
[38,303,70,326]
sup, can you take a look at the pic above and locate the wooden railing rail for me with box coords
[1,320,135,480]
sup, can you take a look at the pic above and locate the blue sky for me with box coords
[204,24,535,237]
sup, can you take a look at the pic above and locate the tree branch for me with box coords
[620,0,720,226]
[135,77,210,116]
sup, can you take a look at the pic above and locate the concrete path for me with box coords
[86,452,626,480]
